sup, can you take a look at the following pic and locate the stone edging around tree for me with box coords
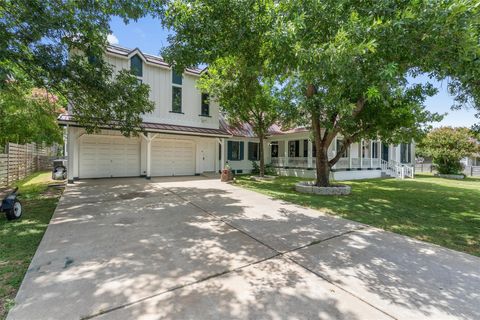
[295,181,352,195]
[434,173,465,180]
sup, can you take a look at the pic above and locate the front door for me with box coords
[381,144,389,162]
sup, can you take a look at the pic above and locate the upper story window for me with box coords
[130,54,143,77]
[201,93,210,116]
[171,70,183,113]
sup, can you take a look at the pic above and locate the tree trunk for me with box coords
[316,144,331,187]
[259,134,265,177]
[312,112,331,187]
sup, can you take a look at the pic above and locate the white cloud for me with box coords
[107,34,119,45]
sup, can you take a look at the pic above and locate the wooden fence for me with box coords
[415,163,480,177]
[0,143,55,187]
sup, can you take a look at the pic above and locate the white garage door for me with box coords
[151,139,195,176]
[79,135,140,178]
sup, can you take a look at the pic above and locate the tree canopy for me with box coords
[160,0,480,186]
[0,0,161,137]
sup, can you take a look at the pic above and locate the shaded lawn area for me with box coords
[0,172,64,319]
[235,174,480,257]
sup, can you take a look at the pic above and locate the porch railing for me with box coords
[271,156,414,179]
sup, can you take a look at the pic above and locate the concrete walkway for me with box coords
[8,177,480,320]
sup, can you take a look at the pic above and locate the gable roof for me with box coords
[106,45,204,76]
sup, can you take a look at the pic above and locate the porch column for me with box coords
[360,139,363,169]
[349,144,352,169]
[307,140,313,168]
[142,133,158,179]
[220,138,225,172]
[67,125,75,184]
[370,140,373,168]
[284,140,289,167]
[332,135,337,169]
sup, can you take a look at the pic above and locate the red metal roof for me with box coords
[58,114,230,137]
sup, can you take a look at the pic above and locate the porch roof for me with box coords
[58,114,231,138]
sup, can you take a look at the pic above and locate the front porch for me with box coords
[268,138,415,179]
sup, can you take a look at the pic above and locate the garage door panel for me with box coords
[79,135,140,178]
[152,140,195,176]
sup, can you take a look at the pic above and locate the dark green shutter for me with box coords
[240,142,244,160]
[227,141,233,160]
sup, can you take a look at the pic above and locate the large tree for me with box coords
[0,0,160,136]
[160,0,479,186]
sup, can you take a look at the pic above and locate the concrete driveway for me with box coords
[8,177,480,320]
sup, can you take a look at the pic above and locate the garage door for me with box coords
[151,139,195,176]
[79,135,140,178]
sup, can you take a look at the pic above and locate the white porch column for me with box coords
[142,133,158,179]
[220,138,225,171]
[284,140,289,167]
[349,144,352,169]
[67,125,75,184]
[360,139,363,169]
[307,140,313,168]
[370,140,373,168]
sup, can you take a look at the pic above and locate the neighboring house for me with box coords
[60,45,415,182]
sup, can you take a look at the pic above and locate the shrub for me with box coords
[418,127,478,175]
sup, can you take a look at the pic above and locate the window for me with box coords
[400,143,411,163]
[171,70,182,113]
[271,141,279,158]
[130,54,143,77]
[372,141,379,158]
[303,140,308,157]
[248,142,260,161]
[172,86,182,113]
[172,70,182,85]
[288,140,300,157]
[312,142,316,157]
[336,139,349,158]
[227,141,244,161]
[201,93,210,116]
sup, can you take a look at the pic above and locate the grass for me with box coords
[235,174,480,257]
[0,171,63,319]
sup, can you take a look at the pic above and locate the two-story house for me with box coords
[60,45,415,182]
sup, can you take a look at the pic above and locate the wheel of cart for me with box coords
[1,188,22,220]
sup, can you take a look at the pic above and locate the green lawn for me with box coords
[235,174,480,257]
[0,172,63,319]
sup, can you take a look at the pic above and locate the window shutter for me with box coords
[240,142,244,160]
[227,141,233,160]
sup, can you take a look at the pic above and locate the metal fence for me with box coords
[415,163,480,177]
[0,143,55,187]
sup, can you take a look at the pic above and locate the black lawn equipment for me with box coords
[1,187,22,220]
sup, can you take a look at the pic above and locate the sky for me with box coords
[109,16,478,128]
